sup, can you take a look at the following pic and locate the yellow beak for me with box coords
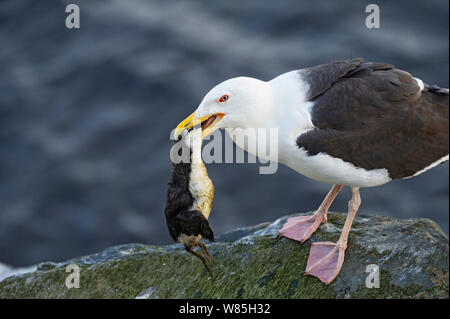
[174,111,225,139]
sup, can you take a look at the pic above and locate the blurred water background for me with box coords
[0,0,448,266]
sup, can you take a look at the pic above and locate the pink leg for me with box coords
[279,185,343,242]
[303,187,361,284]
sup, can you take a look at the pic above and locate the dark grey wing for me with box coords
[297,59,449,179]
[301,58,393,100]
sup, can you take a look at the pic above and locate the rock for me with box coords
[0,263,36,283]
[0,212,448,299]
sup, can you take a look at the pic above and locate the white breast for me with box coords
[279,141,392,187]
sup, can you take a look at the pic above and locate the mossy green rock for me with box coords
[0,212,448,299]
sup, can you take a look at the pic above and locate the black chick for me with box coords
[164,130,215,275]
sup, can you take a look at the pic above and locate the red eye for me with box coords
[219,94,229,103]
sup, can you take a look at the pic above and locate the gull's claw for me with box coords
[279,214,327,243]
[303,241,346,284]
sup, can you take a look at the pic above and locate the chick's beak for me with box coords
[174,111,225,139]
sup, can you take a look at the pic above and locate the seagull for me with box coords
[173,58,449,284]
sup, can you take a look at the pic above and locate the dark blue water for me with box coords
[0,0,448,266]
